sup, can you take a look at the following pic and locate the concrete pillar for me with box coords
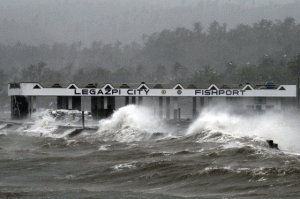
[27,96,31,116]
[32,96,37,113]
[166,97,170,120]
[62,97,68,109]
[159,97,163,118]
[104,97,108,110]
[68,96,72,110]
[153,97,157,116]
[28,96,37,116]
[208,97,212,109]
[173,97,178,120]
[193,97,197,119]
[277,97,281,111]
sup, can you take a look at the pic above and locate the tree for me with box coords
[191,65,220,84]
[0,69,5,92]
[193,22,203,35]
[20,62,47,82]
[135,64,144,82]
[287,54,300,79]
[40,68,62,83]
[154,64,167,83]
[171,62,188,82]
[112,67,133,83]
[0,69,5,83]
[37,62,47,78]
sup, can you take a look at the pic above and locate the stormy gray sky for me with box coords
[0,0,299,46]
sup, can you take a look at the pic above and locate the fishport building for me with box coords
[8,82,297,120]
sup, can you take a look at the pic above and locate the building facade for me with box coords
[8,82,297,119]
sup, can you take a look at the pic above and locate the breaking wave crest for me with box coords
[3,105,300,153]
[186,108,300,152]
[2,106,171,142]
[5,109,91,139]
[94,105,170,142]
[3,106,300,198]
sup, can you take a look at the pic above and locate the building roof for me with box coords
[10,82,281,90]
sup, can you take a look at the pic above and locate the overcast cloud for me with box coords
[0,0,299,45]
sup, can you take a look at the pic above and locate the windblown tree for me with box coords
[171,62,188,83]
[287,54,300,83]
[1,17,300,86]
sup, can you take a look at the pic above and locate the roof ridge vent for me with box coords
[244,85,253,90]
[139,85,148,90]
[279,86,286,90]
[104,85,113,90]
[209,85,218,90]
[174,84,184,89]
[33,84,41,89]
[69,85,76,89]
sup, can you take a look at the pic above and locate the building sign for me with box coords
[195,89,246,96]
[74,89,150,95]
[73,89,246,96]
[7,83,297,97]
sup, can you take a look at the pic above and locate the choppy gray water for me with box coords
[1,105,300,198]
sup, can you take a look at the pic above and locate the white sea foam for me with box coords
[187,107,300,152]
[8,105,300,152]
[95,105,169,142]
[19,109,84,137]
[98,145,109,151]
[20,109,57,137]
[0,124,9,130]
[112,162,137,171]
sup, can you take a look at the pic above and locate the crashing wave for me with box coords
[95,105,170,142]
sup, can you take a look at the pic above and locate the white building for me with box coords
[8,82,297,119]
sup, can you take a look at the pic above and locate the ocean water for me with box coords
[1,105,300,198]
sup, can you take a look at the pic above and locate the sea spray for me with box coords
[5,106,300,152]
[18,109,57,137]
[187,107,300,151]
[2,108,300,198]
[19,109,83,138]
[96,105,169,142]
